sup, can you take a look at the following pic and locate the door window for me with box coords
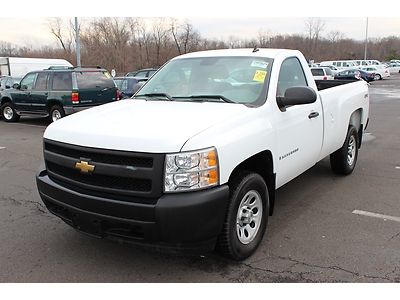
[34,73,49,90]
[20,73,38,90]
[276,57,308,98]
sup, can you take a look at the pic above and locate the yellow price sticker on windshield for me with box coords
[104,72,111,78]
[253,70,267,83]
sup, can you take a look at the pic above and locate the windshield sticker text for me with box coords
[251,61,269,69]
[253,70,267,83]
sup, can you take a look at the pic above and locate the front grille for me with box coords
[44,142,153,168]
[43,139,164,202]
[47,161,152,192]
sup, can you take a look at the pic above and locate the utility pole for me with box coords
[75,17,81,67]
[364,17,369,60]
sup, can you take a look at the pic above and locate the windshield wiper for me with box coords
[135,93,174,101]
[176,95,235,103]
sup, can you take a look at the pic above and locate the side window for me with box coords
[135,71,148,78]
[276,57,308,98]
[34,73,49,90]
[52,72,72,90]
[20,73,38,90]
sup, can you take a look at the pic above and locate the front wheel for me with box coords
[217,172,269,260]
[330,125,359,175]
[374,74,382,81]
[1,102,20,122]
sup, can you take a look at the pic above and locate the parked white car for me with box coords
[359,66,390,80]
[388,63,400,74]
[310,67,335,80]
[320,60,358,70]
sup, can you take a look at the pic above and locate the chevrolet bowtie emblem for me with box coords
[75,160,95,174]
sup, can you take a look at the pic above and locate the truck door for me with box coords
[10,72,37,112]
[274,57,323,187]
[30,72,50,114]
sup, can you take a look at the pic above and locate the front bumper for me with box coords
[36,166,230,252]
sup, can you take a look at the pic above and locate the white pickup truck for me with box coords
[36,48,369,260]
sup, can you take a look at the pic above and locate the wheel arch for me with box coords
[349,108,363,148]
[1,96,13,106]
[228,150,276,216]
[46,99,64,112]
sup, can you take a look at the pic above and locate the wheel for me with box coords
[1,102,20,122]
[49,105,65,122]
[374,74,381,81]
[217,172,269,260]
[330,125,359,175]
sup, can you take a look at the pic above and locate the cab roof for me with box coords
[172,48,300,60]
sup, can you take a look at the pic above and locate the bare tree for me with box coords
[327,31,345,43]
[304,18,325,59]
[48,18,73,53]
[170,19,201,54]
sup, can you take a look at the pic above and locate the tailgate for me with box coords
[74,71,117,106]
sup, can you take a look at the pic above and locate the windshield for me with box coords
[135,56,273,105]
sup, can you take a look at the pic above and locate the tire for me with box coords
[330,125,359,175]
[374,74,382,81]
[1,102,20,122]
[49,105,65,122]
[217,171,269,260]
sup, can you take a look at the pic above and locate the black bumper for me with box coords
[36,166,230,252]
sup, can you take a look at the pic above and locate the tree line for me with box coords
[1,17,399,75]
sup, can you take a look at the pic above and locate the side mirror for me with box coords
[5,85,11,89]
[277,86,317,110]
[12,83,20,89]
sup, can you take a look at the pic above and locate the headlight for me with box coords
[164,147,219,192]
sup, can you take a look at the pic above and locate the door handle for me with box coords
[308,112,319,119]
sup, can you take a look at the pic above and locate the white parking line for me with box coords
[0,147,5,150]
[352,210,400,223]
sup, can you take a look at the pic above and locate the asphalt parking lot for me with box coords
[0,75,399,283]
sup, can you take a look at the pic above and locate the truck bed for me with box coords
[315,79,359,91]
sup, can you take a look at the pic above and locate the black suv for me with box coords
[0,67,118,122]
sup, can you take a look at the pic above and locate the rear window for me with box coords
[114,78,128,91]
[311,69,324,76]
[75,71,114,89]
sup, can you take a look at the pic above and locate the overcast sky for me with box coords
[0,0,399,48]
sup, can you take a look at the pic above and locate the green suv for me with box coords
[0,67,118,122]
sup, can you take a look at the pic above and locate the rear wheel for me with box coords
[217,172,268,260]
[330,125,358,175]
[374,74,382,80]
[49,105,65,122]
[1,102,20,122]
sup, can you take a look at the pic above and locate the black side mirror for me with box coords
[12,83,20,89]
[5,85,11,89]
[277,86,317,111]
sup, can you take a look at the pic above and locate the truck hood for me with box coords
[44,99,247,153]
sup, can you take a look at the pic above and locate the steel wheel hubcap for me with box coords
[236,190,263,245]
[52,110,61,122]
[3,107,13,120]
[347,135,356,166]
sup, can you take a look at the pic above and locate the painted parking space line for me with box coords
[352,210,400,223]
[0,146,6,150]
